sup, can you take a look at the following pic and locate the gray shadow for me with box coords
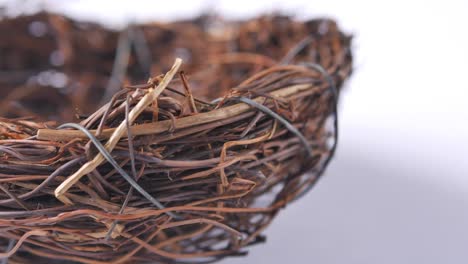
[225,141,468,264]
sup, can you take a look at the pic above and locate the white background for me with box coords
[1,0,467,263]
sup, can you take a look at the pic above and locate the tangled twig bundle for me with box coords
[0,13,352,263]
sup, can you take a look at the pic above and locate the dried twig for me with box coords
[54,59,182,204]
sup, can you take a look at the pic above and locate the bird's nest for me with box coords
[0,12,352,263]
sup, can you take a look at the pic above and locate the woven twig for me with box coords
[0,13,353,263]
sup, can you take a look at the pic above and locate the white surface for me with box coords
[2,0,467,263]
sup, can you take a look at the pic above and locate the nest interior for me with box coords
[0,12,352,263]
